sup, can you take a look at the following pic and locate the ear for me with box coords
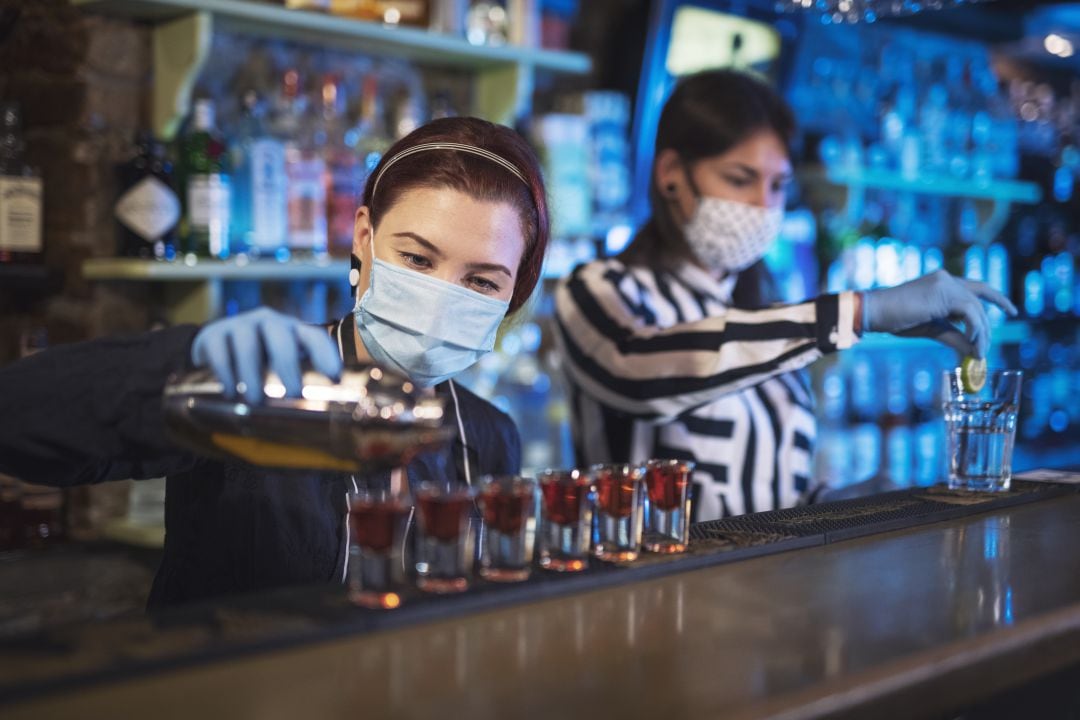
[654,149,685,196]
[351,206,374,298]
[352,205,373,259]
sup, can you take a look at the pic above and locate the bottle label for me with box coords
[188,174,232,256]
[286,155,327,251]
[0,175,43,252]
[249,139,288,249]
[328,154,361,251]
[115,176,180,242]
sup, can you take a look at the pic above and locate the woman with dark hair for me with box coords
[554,70,1015,519]
[0,116,550,606]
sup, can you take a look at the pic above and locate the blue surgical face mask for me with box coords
[354,237,511,388]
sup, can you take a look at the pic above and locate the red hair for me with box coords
[363,117,549,314]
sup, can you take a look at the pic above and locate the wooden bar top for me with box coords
[8,490,1080,719]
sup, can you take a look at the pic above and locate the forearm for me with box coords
[557,288,861,419]
[0,324,202,486]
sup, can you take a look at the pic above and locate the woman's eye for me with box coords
[399,252,431,270]
[469,276,501,294]
[725,176,751,188]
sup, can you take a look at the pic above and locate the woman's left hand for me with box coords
[862,270,1018,359]
[190,307,343,404]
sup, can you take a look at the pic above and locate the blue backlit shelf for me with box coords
[857,321,1032,350]
[817,166,1043,204]
[82,257,349,282]
[71,0,592,73]
[1014,445,1080,473]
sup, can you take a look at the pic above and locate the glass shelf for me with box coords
[813,165,1043,204]
[1014,444,1080,473]
[71,0,592,73]
[82,257,349,281]
[857,321,1032,350]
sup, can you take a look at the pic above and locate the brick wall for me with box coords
[0,0,153,536]
[0,0,156,366]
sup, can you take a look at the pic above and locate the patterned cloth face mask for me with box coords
[682,196,784,275]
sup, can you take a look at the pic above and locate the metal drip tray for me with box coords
[162,365,453,474]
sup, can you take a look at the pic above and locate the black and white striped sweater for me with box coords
[553,258,859,520]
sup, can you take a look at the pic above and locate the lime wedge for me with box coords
[960,356,987,393]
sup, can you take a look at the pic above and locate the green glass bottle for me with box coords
[180,99,232,259]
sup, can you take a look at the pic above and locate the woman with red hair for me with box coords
[0,117,550,607]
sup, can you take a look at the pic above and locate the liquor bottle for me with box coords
[0,103,43,265]
[286,0,329,10]
[20,481,64,548]
[231,90,288,260]
[275,70,328,257]
[321,75,363,258]
[14,327,64,548]
[847,350,882,485]
[352,74,392,188]
[814,361,852,488]
[330,0,429,25]
[114,132,180,259]
[0,470,19,551]
[910,354,944,487]
[986,243,1009,326]
[179,99,232,259]
[466,1,510,46]
[329,0,379,19]
[381,0,431,26]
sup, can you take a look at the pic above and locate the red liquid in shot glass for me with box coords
[349,500,409,552]
[645,464,691,511]
[480,488,528,535]
[541,478,590,525]
[594,470,638,518]
[417,493,472,542]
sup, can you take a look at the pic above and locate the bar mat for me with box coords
[689,480,1071,544]
[0,480,1073,705]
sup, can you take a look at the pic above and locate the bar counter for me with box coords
[5,475,1080,719]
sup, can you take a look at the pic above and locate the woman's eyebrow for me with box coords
[465,261,513,279]
[720,162,759,178]
[719,163,793,182]
[392,232,445,258]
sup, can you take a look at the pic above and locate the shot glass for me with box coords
[414,483,476,593]
[347,488,411,609]
[943,369,1023,492]
[643,459,694,554]
[477,475,538,582]
[537,469,595,572]
[590,463,645,563]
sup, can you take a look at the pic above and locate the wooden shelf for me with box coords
[71,0,592,73]
[82,256,349,282]
[811,165,1043,204]
[0,264,51,287]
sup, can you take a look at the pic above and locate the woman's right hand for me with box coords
[862,270,1018,359]
[190,307,342,404]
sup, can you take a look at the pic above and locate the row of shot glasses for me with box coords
[347,459,695,609]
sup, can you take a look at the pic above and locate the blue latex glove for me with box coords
[863,270,1018,359]
[190,307,343,404]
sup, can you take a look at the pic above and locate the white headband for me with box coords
[369,142,529,206]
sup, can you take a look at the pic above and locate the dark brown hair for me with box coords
[619,70,795,309]
[362,117,549,314]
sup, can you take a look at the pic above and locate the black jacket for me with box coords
[0,317,521,608]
